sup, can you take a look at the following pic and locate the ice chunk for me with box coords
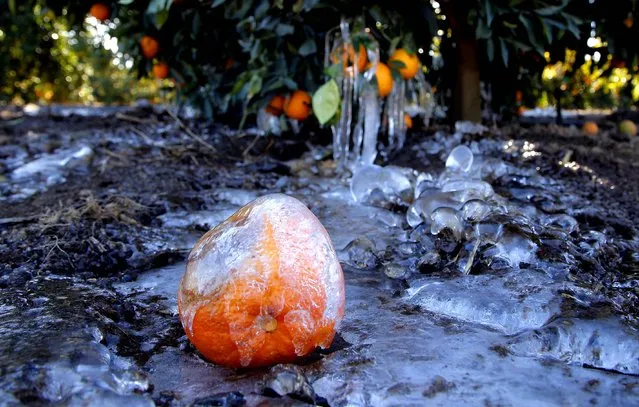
[406,192,463,228]
[461,199,491,223]
[405,273,560,335]
[430,207,464,241]
[508,318,639,375]
[12,146,93,180]
[445,145,474,173]
[485,232,538,269]
[542,214,578,234]
[341,237,378,269]
[414,172,436,199]
[350,165,412,203]
[454,121,488,135]
[441,179,494,201]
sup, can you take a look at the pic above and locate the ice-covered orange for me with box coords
[178,194,345,368]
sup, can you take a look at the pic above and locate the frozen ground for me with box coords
[1,108,639,405]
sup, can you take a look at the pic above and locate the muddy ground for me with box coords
[1,107,638,405]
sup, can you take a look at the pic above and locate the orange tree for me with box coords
[0,0,605,123]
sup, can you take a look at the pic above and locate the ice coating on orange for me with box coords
[177,193,345,368]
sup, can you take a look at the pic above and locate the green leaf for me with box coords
[119,0,135,4]
[146,0,171,14]
[8,0,15,14]
[519,15,543,53]
[312,80,340,125]
[192,13,201,39]
[211,0,227,8]
[487,38,495,62]
[154,10,169,29]
[476,18,491,39]
[298,39,317,56]
[541,19,553,43]
[485,0,494,26]
[536,5,564,16]
[324,63,341,79]
[500,38,509,66]
[276,24,295,36]
[247,75,263,99]
[389,36,402,53]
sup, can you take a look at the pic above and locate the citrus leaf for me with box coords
[312,79,340,125]
[298,39,317,56]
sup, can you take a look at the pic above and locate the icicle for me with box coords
[256,109,281,136]
[361,85,380,165]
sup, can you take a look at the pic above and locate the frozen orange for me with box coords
[404,113,413,129]
[178,194,345,368]
[266,95,285,116]
[284,90,312,121]
[390,49,420,80]
[374,62,394,98]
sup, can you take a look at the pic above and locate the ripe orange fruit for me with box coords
[284,90,312,121]
[624,17,634,29]
[374,62,394,98]
[153,63,169,79]
[266,95,285,116]
[178,194,345,368]
[390,49,420,80]
[516,106,526,116]
[404,113,413,129]
[140,36,160,60]
[582,121,599,135]
[515,90,523,103]
[90,3,110,21]
[620,120,637,136]
[332,44,368,74]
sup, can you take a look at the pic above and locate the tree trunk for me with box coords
[454,37,482,123]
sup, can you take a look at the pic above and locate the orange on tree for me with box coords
[90,3,110,21]
[582,121,599,135]
[374,62,394,98]
[153,63,169,79]
[515,90,523,103]
[624,16,634,29]
[389,48,420,80]
[178,194,345,368]
[284,90,312,121]
[331,44,368,74]
[140,36,160,60]
[266,95,285,116]
[404,113,413,129]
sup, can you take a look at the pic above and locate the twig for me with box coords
[115,112,159,125]
[0,216,38,226]
[165,108,217,154]
[242,134,261,157]
[130,126,156,145]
